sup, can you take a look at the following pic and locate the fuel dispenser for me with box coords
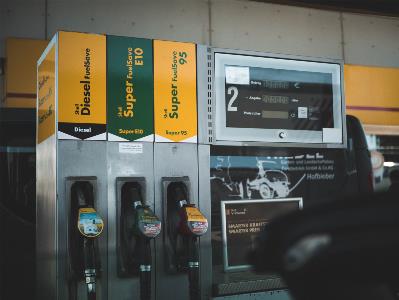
[36,31,352,300]
[69,180,104,300]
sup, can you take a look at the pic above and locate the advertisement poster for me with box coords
[221,198,302,271]
[210,147,349,270]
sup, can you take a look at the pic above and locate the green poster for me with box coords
[107,36,154,141]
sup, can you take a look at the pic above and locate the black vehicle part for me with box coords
[250,192,399,300]
[345,115,373,196]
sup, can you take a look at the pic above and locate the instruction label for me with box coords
[153,40,197,143]
[118,142,143,154]
[58,31,106,140]
[107,36,154,141]
[37,45,56,143]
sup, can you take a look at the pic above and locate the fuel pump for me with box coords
[119,182,161,300]
[165,182,208,300]
[70,181,104,300]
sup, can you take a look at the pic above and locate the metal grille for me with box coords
[206,48,213,144]
[214,277,287,296]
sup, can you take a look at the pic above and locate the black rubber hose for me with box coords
[83,239,96,270]
[188,237,200,300]
[139,239,152,300]
[87,291,96,300]
[83,239,97,300]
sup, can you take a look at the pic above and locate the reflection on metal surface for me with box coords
[284,234,331,271]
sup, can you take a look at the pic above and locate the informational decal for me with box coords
[78,207,104,238]
[118,142,143,154]
[58,31,106,140]
[153,40,197,143]
[210,152,340,201]
[221,198,302,271]
[107,36,154,141]
[224,66,334,130]
[37,45,56,143]
[186,206,207,222]
[225,66,249,85]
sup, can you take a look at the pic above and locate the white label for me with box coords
[119,143,143,154]
[298,107,308,119]
[225,66,249,85]
[322,128,342,143]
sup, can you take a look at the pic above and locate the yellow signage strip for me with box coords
[37,44,56,144]
[344,64,399,126]
[153,40,197,143]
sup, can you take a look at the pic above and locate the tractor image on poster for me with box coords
[246,160,290,199]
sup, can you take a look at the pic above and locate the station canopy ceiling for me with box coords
[257,0,399,17]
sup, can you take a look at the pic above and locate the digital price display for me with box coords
[214,52,344,145]
[225,66,333,130]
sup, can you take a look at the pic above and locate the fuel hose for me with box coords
[139,239,152,300]
[133,199,161,300]
[188,236,200,300]
[83,238,97,300]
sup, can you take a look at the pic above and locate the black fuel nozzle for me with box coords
[83,238,97,297]
[135,200,161,300]
[178,200,208,238]
[125,184,161,300]
[76,186,104,300]
[176,196,208,300]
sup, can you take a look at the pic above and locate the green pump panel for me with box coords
[107,35,154,142]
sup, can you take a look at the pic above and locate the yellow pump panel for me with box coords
[4,38,48,108]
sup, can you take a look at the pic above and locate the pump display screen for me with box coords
[214,53,344,145]
[225,66,334,130]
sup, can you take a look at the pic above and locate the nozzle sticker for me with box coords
[186,207,208,236]
[138,208,161,238]
[186,206,206,222]
[78,207,104,238]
